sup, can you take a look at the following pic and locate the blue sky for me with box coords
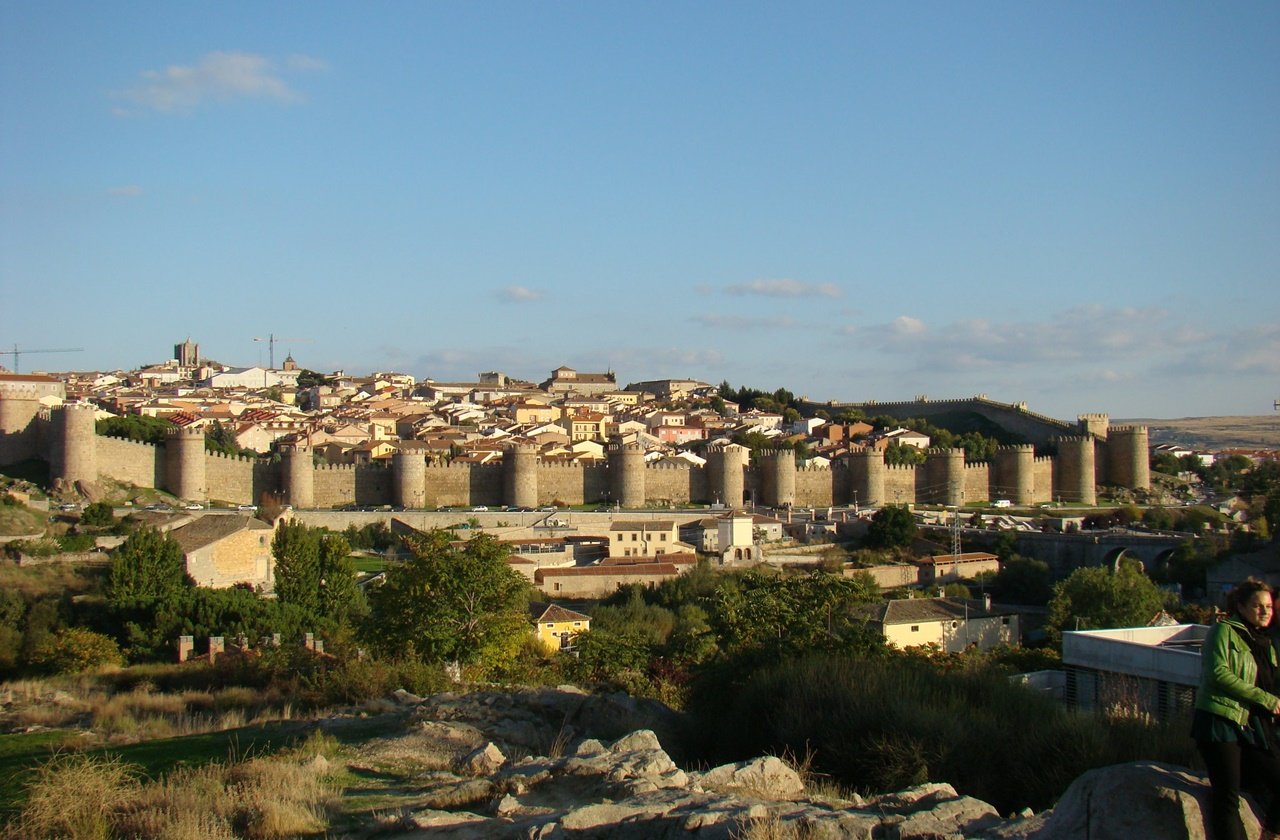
[2,2,1277,420]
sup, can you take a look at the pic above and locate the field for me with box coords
[1116,414,1280,451]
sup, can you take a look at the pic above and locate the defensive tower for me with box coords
[505,444,540,509]
[848,446,886,508]
[1106,426,1150,492]
[995,444,1036,506]
[165,426,207,501]
[284,446,315,509]
[0,390,42,465]
[393,451,427,509]
[707,444,749,508]
[50,403,97,489]
[761,449,797,509]
[607,442,645,508]
[925,448,966,506]
[1055,436,1097,505]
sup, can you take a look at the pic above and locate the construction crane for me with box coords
[1,344,85,374]
[252,334,313,369]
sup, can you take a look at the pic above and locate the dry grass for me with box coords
[5,731,343,840]
[3,752,140,840]
[731,813,811,840]
[1,676,295,744]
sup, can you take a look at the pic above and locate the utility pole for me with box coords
[252,334,313,370]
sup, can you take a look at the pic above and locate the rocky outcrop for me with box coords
[331,688,1255,839]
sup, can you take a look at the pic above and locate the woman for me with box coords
[1194,578,1280,840]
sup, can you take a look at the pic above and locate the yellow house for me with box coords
[856,596,1019,653]
[530,603,591,653]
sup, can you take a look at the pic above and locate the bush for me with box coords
[29,627,125,674]
[687,651,1195,813]
[80,501,115,528]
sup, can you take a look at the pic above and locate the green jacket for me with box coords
[1196,617,1279,727]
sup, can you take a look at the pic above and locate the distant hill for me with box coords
[1116,415,1280,451]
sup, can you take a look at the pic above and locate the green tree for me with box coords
[318,534,364,625]
[865,505,917,549]
[1045,564,1169,642]
[272,521,321,616]
[993,556,1053,605]
[710,570,881,656]
[364,531,531,670]
[80,501,115,528]
[108,527,190,603]
[96,414,173,444]
[883,443,926,466]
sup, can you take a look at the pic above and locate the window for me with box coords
[1001,617,1010,625]
[660,534,668,541]
[951,621,959,629]
[631,533,638,541]
[910,625,919,632]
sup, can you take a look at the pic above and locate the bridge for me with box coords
[1009,529,1186,576]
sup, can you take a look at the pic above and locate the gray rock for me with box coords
[699,756,806,800]
[1030,761,1252,840]
[896,795,1002,839]
[459,741,507,776]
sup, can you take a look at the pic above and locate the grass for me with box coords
[2,729,345,839]
[351,555,388,573]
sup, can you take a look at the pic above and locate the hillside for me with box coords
[1116,415,1280,451]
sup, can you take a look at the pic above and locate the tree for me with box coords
[710,570,881,656]
[993,556,1053,605]
[363,531,531,670]
[883,443,926,466]
[272,521,321,616]
[318,534,364,625]
[865,505,917,549]
[80,501,115,528]
[1045,564,1169,642]
[108,527,190,603]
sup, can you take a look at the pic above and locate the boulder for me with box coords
[699,756,806,800]
[1030,761,1254,840]
[459,741,507,776]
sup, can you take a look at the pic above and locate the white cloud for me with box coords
[113,51,323,114]
[890,315,926,337]
[725,278,843,299]
[497,285,544,302]
[107,185,143,197]
[691,314,801,330]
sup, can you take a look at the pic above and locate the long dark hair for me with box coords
[1225,577,1275,618]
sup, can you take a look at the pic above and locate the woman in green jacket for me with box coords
[1194,578,1280,840]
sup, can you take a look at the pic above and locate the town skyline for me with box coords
[3,3,1278,419]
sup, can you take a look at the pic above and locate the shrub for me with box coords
[30,627,125,674]
[80,501,115,528]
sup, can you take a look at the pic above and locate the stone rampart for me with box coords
[645,461,700,506]
[96,435,164,488]
[962,462,991,504]
[805,395,1076,446]
[313,463,358,508]
[204,451,258,504]
[794,464,838,507]
[883,463,918,505]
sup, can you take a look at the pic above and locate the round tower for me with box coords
[849,446,886,508]
[393,451,427,509]
[761,450,797,509]
[1055,436,1096,505]
[166,426,207,501]
[606,442,645,508]
[505,444,540,509]
[0,390,42,466]
[51,403,98,489]
[285,446,315,509]
[707,444,749,508]
[925,448,965,506]
[1106,426,1150,492]
[996,444,1035,506]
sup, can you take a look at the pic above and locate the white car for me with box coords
[237,504,258,512]
[471,506,489,512]
[184,503,204,510]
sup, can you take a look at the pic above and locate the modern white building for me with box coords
[1061,624,1207,721]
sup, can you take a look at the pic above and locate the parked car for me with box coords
[184,503,204,510]
[471,506,489,512]
[236,504,258,512]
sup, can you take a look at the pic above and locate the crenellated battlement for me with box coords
[997,444,1036,453]
[1108,425,1148,436]
[102,434,158,450]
